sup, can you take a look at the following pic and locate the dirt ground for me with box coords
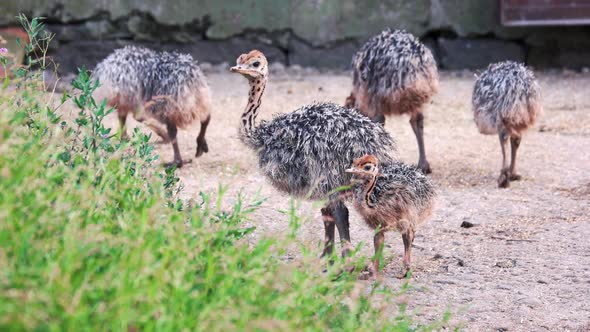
[106,68,590,331]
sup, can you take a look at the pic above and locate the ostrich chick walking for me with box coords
[230,50,395,258]
[94,46,212,167]
[472,61,542,188]
[346,155,436,279]
[347,29,438,174]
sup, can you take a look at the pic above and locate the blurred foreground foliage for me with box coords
[0,16,452,331]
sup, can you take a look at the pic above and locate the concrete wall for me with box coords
[1,0,589,73]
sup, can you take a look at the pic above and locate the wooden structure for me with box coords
[500,0,590,26]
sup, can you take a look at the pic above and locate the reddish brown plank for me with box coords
[500,0,590,25]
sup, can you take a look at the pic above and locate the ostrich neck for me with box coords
[363,173,379,209]
[241,76,267,137]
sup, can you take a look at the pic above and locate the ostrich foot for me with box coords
[326,259,359,280]
[498,169,510,188]
[357,261,382,281]
[358,271,375,280]
[396,268,412,279]
[320,245,334,260]
[509,173,522,181]
[418,160,432,174]
[341,241,354,258]
[164,158,192,168]
[195,141,209,157]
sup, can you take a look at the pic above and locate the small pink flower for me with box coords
[0,48,7,54]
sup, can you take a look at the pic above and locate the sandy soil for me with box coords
[106,68,590,331]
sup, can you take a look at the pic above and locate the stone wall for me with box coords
[1,0,590,73]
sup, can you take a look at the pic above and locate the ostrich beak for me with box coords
[230,65,257,77]
[345,168,357,173]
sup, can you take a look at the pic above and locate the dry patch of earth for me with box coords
[103,69,590,331]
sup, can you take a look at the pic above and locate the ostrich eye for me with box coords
[363,165,372,171]
[252,61,261,68]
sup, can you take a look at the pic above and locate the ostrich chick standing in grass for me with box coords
[230,50,396,258]
[94,46,212,167]
[472,61,542,188]
[347,155,436,279]
[347,29,439,174]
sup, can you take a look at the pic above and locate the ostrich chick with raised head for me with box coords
[230,50,395,258]
[472,61,542,188]
[347,29,439,174]
[347,155,436,279]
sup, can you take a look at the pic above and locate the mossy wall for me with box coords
[1,0,589,71]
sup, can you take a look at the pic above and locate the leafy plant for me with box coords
[0,16,453,331]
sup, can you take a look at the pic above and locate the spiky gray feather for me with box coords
[472,61,542,136]
[351,29,438,116]
[93,45,211,128]
[246,102,396,200]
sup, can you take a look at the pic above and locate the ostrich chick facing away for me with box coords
[347,29,438,174]
[230,50,396,258]
[347,155,436,279]
[94,46,212,167]
[472,61,542,188]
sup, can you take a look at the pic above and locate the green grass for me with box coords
[0,16,451,331]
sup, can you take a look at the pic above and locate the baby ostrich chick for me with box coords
[94,46,212,167]
[231,50,395,258]
[472,61,542,188]
[347,29,438,174]
[346,155,436,279]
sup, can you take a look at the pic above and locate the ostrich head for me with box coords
[346,154,380,179]
[230,50,268,81]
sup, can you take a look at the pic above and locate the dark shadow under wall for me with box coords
[4,9,590,73]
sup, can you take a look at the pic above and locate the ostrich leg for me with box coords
[371,230,385,278]
[195,114,210,157]
[498,130,510,188]
[320,205,336,258]
[165,122,187,167]
[509,136,522,181]
[134,106,170,143]
[410,112,431,174]
[135,100,171,143]
[400,229,415,279]
[334,201,352,257]
[141,118,171,143]
[118,111,128,139]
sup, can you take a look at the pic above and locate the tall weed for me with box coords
[0,16,450,331]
